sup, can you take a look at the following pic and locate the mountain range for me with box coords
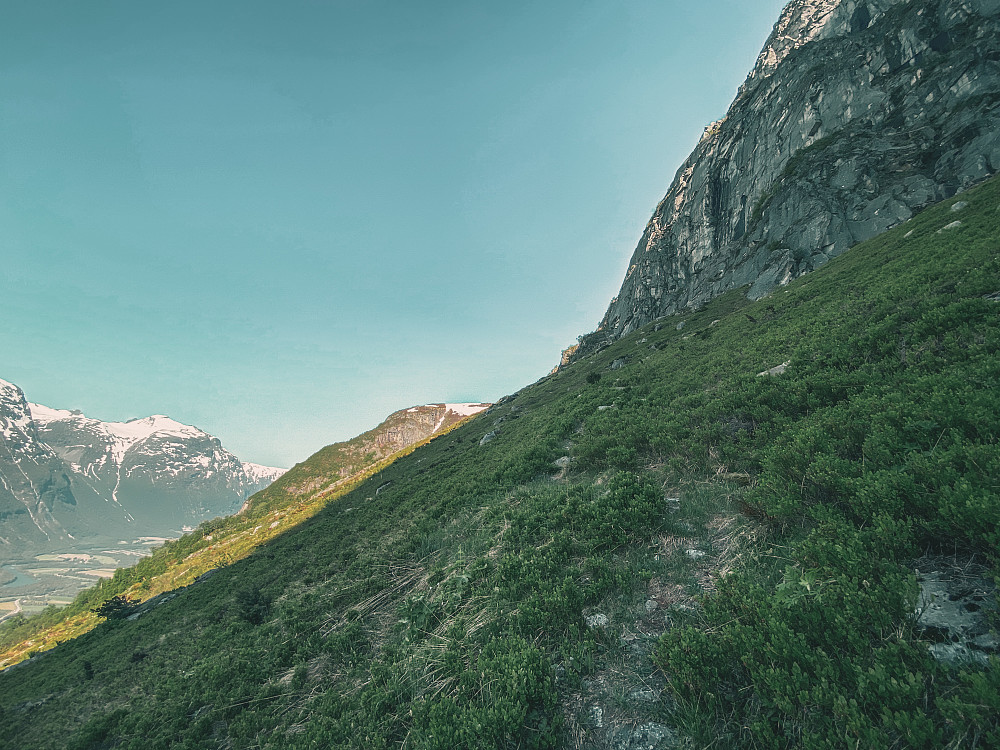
[0,378,284,560]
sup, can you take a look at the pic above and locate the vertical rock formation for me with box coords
[583,0,1000,348]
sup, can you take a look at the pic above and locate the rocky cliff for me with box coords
[583,0,1000,346]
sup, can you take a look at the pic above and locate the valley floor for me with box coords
[0,540,169,617]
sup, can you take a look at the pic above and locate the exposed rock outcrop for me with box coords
[581,0,1000,349]
[914,556,998,667]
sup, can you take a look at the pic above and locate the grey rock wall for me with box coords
[582,0,1000,349]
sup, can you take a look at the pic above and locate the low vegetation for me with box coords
[0,423,469,670]
[1,177,998,748]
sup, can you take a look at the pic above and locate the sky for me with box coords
[1,0,788,468]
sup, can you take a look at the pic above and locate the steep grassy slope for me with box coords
[246,404,487,518]
[0,408,482,671]
[1,178,998,748]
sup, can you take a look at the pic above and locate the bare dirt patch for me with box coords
[557,505,768,748]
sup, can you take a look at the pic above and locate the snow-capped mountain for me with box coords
[0,379,78,549]
[242,462,287,486]
[0,377,285,559]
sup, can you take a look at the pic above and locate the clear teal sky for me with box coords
[2,0,787,468]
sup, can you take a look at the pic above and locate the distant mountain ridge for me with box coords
[245,402,490,514]
[0,378,284,559]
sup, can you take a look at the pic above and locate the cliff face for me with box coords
[586,0,1000,345]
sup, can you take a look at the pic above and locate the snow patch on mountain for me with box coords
[442,403,491,417]
[406,403,489,417]
[24,403,78,425]
[0,380,34,440]
[29,406,210,465]
[243,462,286,484]
[104,415,206,442]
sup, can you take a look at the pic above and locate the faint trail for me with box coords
[0,599,22,623]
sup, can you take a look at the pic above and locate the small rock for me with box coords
[916,568,998,666]
[598,405,617,411]
[586,613,610,629]
[938,220,963,232]
[554,456,572,469]
[611,358,627,370]
[638,337,647,343]
[630,688,658,703]
[665,496,680,513]
[645,599,658,613]
[951,201,968,212]
[757,360,790,377]
[929,642,989,666]
[612,721,679,750]
[675,321,686,330]
[685,549,706,559]
[709,319,720,327]
[983,290,1000,302]
[904,229,915,238]
[479,430,499,446]
[590,705,604,728]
